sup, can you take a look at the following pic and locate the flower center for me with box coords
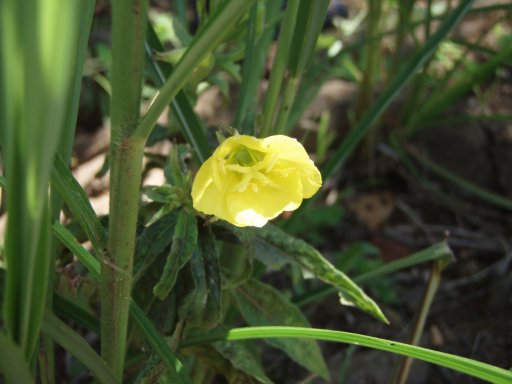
[230,146,265,167]
[223,146,280,192]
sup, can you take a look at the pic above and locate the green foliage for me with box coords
[1,0,511,382]
[233,279,330,379]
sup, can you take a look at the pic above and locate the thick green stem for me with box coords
[102,138,145,378]
[102,0,148,379]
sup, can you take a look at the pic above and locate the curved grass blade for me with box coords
[182,326,512,384]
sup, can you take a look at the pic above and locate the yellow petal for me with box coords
[263,135,322,198]
[192,158,235,222]
[226,171,303,227]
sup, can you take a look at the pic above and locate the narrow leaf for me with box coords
[249,225,388,323]
[133,211,180,284]
[52,154,108,259]
[153,210,198,299]
[180,227,221,329]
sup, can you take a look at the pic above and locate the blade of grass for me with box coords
[274,0,330,134]
[53,294,100,336]
[321,0,475,180]
[41,312,117,384]
[260,0,300,137]
[182,326,512,384]
[234,1,278,132]
[51,154,107,259]
[135,0,258,141]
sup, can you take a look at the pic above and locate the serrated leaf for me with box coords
[153,210,198,299]
[180,227,221,329]
[133,212,179,284]
[233,279,330,380]
[212,341,272,384]
[238,224,388,323]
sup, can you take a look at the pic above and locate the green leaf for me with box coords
[212,341,272,384]
[233,279,330,380]
[227,225,288,271]
[133,212,179,284]
[52,154,108,259]
[180,227,222,329]
[153,210,198,299]
[245,225,388,323]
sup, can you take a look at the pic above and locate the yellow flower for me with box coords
[191,134,322,227]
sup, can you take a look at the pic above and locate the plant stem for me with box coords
[392,258,451,384]
[103,0,148,379]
